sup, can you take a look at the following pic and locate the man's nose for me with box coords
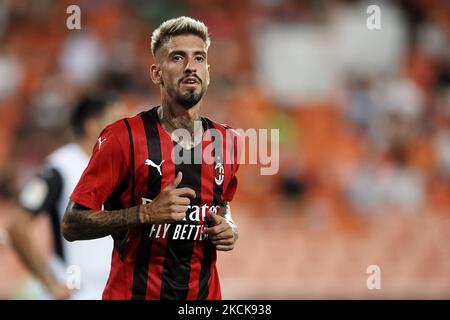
[184,57,197,73]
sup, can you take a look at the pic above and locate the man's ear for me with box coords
[150,64,163,85]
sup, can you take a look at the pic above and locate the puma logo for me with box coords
[98,137,107,149]
[145,159,165,176]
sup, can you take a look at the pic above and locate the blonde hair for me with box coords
[151,16,211,57]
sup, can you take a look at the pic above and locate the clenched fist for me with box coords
[204,209,238,251]
[139,172,196,224]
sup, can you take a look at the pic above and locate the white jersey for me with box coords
[19,143,112,299]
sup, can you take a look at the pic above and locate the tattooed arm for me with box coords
[62,172,196,241]
[61,201,141,241]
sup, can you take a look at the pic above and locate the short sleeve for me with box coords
[223,171,238,202]
[70,128,127,210]
[223,129,241,202]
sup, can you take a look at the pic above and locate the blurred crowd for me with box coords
[0,0,449,298]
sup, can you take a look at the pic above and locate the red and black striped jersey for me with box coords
[70,106,240,300]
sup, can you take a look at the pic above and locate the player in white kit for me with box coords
[9,93,124,299]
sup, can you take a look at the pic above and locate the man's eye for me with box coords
[196,56,205,62]
[173,55,182,61]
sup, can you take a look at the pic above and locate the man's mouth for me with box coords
[181,76,201,85]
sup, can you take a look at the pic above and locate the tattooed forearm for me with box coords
[62,201,141,241]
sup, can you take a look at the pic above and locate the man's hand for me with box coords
[63,172,196,241]
[139,172,196,224]
[204,210,238,251]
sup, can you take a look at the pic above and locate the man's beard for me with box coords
[169,83,207,109]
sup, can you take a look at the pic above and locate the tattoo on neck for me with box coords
[159,102,203,147]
